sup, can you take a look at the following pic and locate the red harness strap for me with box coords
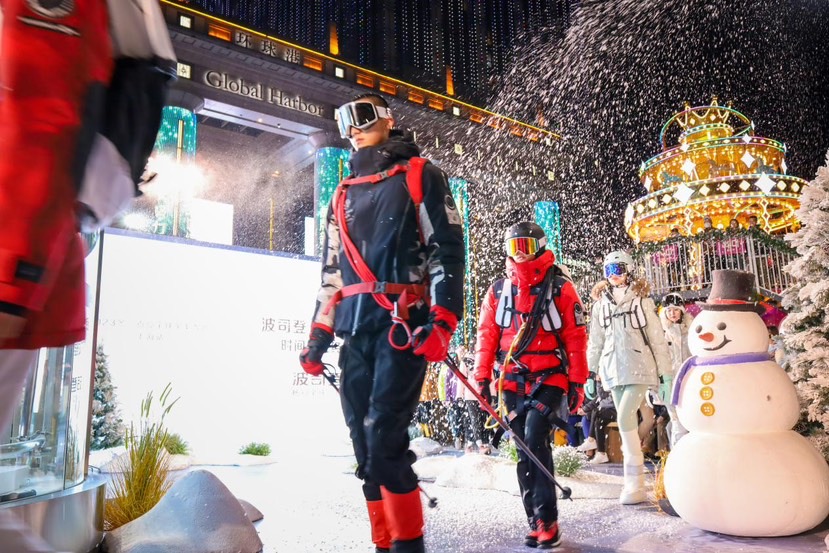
[340,164,408,185]
[324,159,431,350]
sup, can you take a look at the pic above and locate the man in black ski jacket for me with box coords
[300,93,465,553]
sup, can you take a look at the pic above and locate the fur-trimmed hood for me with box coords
[590,278,651,301]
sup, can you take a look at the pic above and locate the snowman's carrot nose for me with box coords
[699,332,715,342]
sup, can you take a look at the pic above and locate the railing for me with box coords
[634,230,797,300]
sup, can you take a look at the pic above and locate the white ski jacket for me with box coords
[587,279,672,390]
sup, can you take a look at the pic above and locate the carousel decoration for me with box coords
[625,97,807,243]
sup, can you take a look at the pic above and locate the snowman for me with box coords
[664,270,829,537]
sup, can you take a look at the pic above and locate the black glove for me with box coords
[568,382,584,413]
[477,379,493,405]
[299,324,335,376]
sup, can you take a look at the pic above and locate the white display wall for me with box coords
[96,230,348,457]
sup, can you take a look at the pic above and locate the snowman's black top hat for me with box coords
[699,269,766,314]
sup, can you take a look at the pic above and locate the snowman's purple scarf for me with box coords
[671,351,773,406]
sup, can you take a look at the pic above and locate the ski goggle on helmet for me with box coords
[335,100,392,138]
[603,250,634,278]
[504,222,547,257]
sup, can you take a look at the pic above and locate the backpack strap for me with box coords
[405,157,428,244]
[341,164,408,185]
[405,157,427,205]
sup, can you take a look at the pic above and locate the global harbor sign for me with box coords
[204,70,325,118]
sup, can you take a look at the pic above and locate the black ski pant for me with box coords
[504,385,564,526]
[339,328,427,497]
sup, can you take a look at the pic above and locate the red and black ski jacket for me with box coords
[311,130,465,336]
[474,251,589,393]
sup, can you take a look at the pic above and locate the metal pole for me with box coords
[443,356,572,500]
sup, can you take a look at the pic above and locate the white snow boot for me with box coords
[620,463,647,504]
[619,429,647,505]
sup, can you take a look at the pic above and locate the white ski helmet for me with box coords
[603,250,634,278]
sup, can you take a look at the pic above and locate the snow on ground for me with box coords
[178,449,829,553]
[91,440,829,552]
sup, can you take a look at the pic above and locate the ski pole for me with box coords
[321,364,339,393]
[418,484,438,508]
[443,356,573,500]
[318,363,438,508]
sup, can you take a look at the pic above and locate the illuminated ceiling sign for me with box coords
[202,69,326,117]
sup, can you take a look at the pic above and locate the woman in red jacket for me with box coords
[474,222,588,550]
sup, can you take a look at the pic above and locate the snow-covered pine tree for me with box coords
[781,149,829,460]
[91,345,125,450]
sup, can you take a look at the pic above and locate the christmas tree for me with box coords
[91,345,125,450]
[781,149,829,460]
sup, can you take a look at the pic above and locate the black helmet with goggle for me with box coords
[335,100,392,138]
[504,222,547,257]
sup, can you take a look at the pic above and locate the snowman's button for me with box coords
[699,386,714,400]
[700,402,716,417]
[701,371,715,385]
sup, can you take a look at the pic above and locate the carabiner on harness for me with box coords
[388,303,414,351]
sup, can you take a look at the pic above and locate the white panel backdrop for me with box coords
[96,230,349,457]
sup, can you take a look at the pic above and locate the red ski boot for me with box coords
[524,519,541,548]
[536,521,561,549]
[366,499,391,552]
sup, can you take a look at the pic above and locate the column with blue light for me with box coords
[314,147,350,255]
[449,177,475,348]
[153,106,198,237]
[534,201,563,261]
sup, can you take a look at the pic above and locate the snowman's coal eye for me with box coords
[695,325,702,333]
[717,322,727,330]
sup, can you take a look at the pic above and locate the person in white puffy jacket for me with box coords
[587,251,672,505]
[659,293,692,447]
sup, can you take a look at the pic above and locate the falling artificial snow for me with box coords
[404,0,829,282]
